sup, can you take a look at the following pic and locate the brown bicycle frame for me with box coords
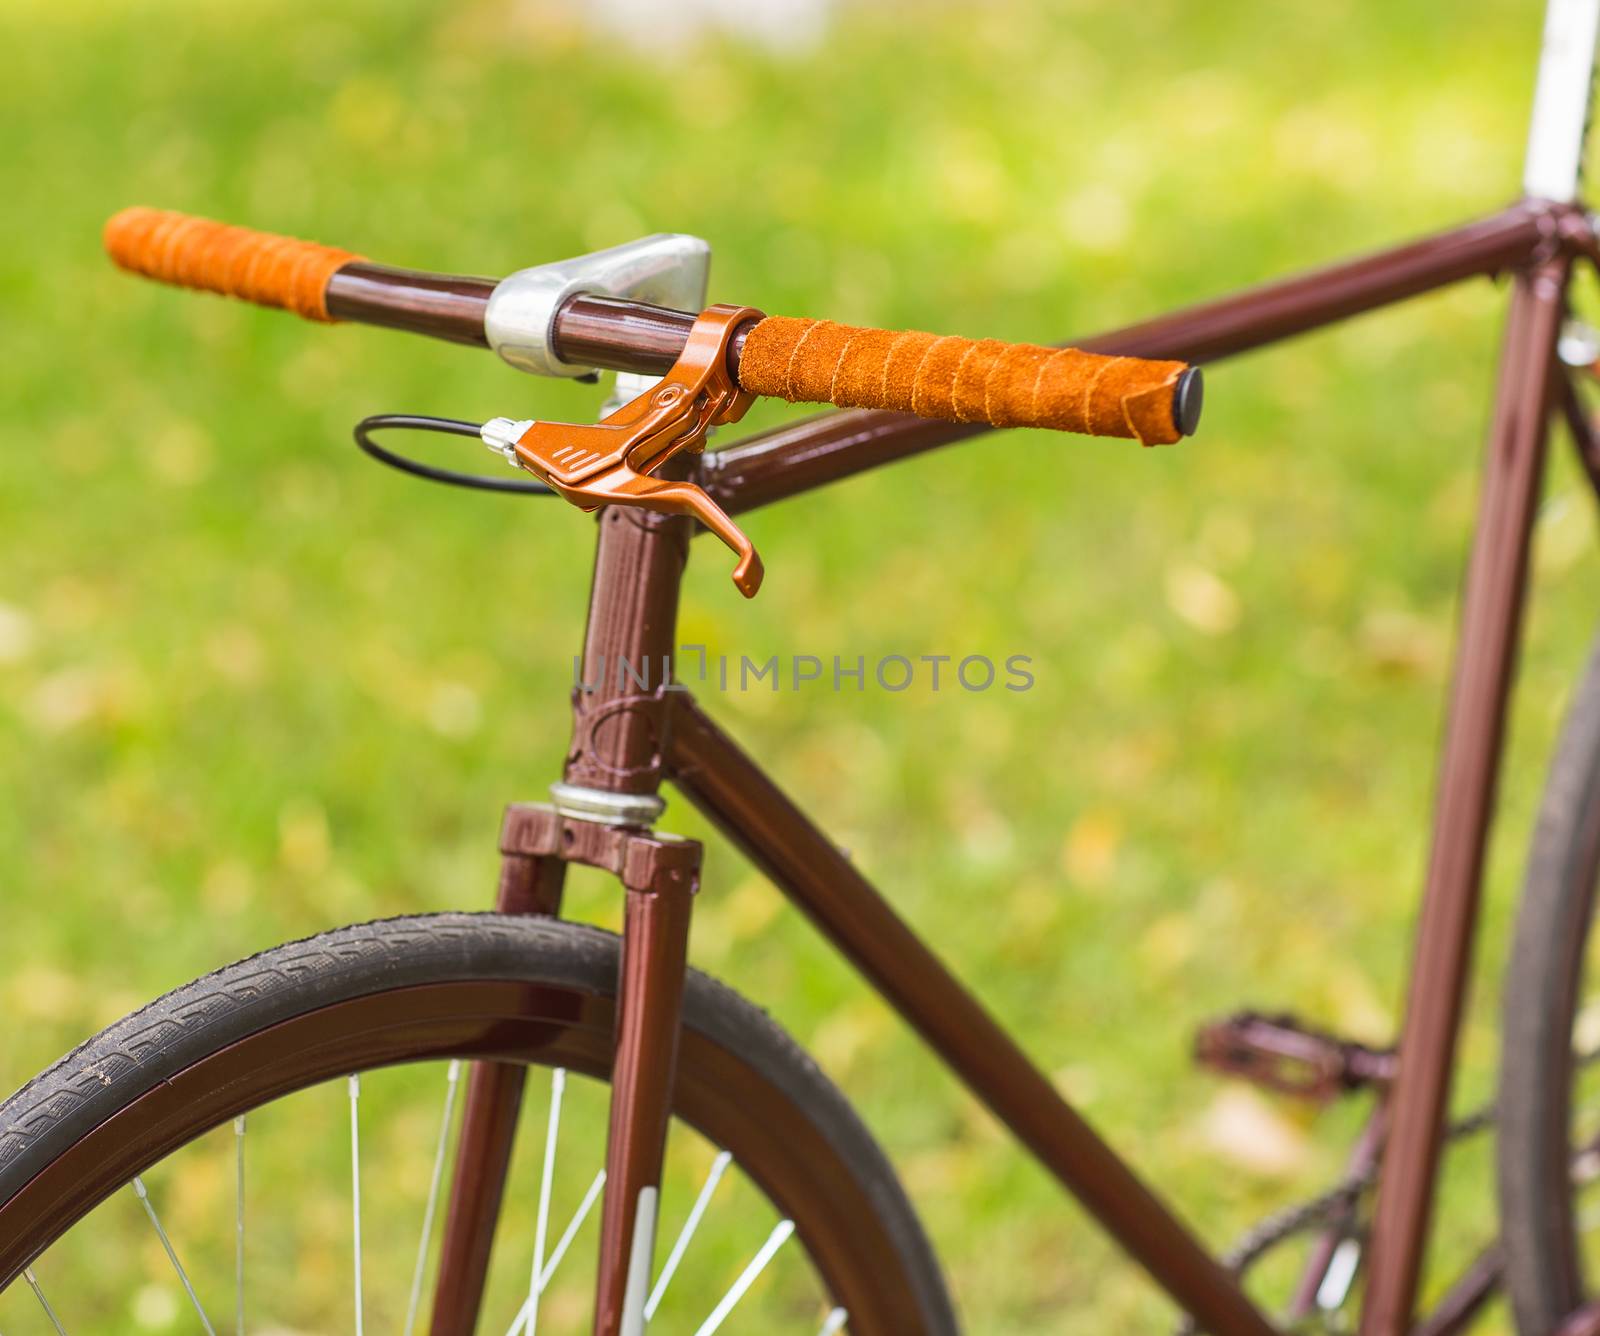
[416,196,1600,1336]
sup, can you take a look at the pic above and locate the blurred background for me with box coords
[2,0,1596,1330]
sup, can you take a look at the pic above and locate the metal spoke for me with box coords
[516,1067,566,1336]
[645,1150,732,1320]
[131,1176,216,1335]
[1315,1236,1362,1312]
[691,1219,796,1336]
[818,1309,849,1336]
[349,1074,364,1336]
[620,1187,657,1336]
[540,1169,606,1292]
[502,1168,607,1336]
[403,1060,462,1336]
[234,1116,245,1336]
[23,1266,66,1335]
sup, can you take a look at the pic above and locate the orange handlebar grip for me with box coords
[736,316,1197,445]
[103,207,366,322]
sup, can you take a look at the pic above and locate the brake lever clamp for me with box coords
[481,303,766,597]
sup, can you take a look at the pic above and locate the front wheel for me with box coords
[0,913,956,1334]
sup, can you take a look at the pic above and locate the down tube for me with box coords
[1359,256,1569,1333]
[665,695,1279,1336]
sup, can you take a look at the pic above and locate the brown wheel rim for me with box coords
[0,978,926,1333]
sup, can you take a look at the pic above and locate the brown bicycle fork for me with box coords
[425,480,709,1336]
[426,310,779,1336]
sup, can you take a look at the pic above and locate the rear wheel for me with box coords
[1500,633,1600,1333]
[0,913,956,1334]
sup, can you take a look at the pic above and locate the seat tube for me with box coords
[1359,252,1569,1333]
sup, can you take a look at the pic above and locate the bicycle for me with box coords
[9,2,1600,1333]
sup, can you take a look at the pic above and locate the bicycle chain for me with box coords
[1169,1086,1519,1336]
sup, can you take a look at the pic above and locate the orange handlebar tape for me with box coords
[736,316,1190,445]
[103,207,365,322]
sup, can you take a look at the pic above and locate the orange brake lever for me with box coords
[482,304,766,597]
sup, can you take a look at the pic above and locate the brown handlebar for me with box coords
[104,207,1201,441]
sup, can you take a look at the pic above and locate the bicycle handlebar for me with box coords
[104,207,1201,444]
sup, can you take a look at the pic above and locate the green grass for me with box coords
[2,0,1597,1330]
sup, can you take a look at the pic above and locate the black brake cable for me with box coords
[351,414,554,496]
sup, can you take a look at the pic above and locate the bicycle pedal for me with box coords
[1193,1011,1396,1102]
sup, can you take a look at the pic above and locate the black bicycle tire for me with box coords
[0,912,957,1333]
[1499,632,1600,1333]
